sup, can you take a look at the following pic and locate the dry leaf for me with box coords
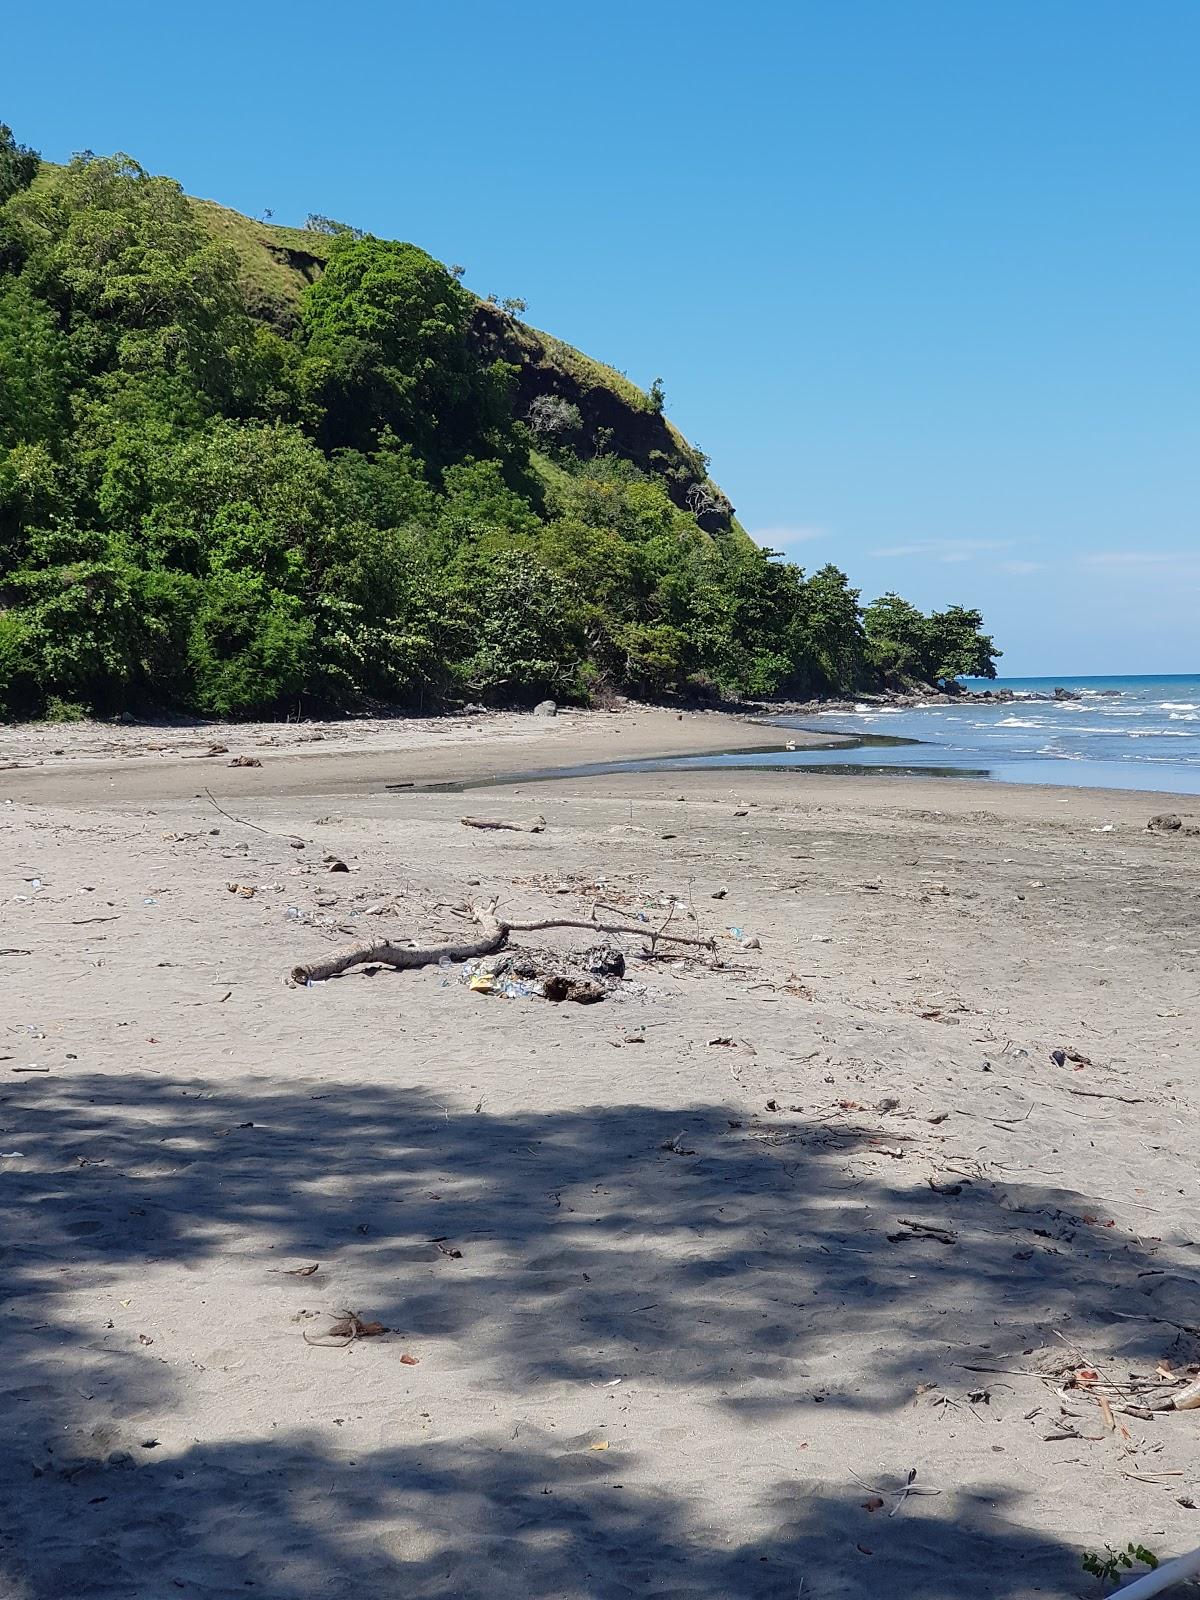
[1074,1368,1100,1387]
[399,1352,420,1366]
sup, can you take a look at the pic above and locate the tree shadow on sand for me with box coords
[2,1074,1192,1596]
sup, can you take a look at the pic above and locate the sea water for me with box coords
[417,674,1200,798]
[774,672,1200,794]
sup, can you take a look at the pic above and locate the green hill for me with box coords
[0,127,997,719]
[189,193,736,534]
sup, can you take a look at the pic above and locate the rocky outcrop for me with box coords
[468,303,736,533]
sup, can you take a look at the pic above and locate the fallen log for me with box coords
[288,903,714,986]
[460,815,546,833]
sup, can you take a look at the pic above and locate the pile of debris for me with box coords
[461,942,626,1004]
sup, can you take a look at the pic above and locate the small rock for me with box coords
[711,888,728,899]
[534,700,558,717]
[1148,813,1182,832]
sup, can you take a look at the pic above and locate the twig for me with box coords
[1065,1087,1145,1104]
[204,789,304,848]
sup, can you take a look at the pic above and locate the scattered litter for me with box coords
[462,948,612,1004]
[226,882,256,898]
[1050,1047,1091,1067]
[661,1132,696,1155]
[589,1440,610,1451]
[399,1353,420,1366]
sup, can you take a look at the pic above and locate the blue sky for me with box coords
[4,0,1197,674]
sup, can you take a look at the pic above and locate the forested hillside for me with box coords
[0,125,998,720]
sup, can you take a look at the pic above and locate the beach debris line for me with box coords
[287,899,716,986]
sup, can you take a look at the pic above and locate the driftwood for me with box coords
[288,902,714,986]
[460,814,546,833]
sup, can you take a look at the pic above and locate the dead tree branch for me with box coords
[288,902,714,986]
[460,815,546,833]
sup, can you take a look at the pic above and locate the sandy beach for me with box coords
[2,706,1198,1599]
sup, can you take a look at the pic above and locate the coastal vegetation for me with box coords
[0,126,999,720]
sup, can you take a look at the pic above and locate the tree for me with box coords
[499,296,528,316]
[526,394,582,442]
[863,593,999,683]
[6,153,254,412]
[862,592,928,679]
[647,376,665,413]
[0,123,39,205]
[305,214,366,239]
[924,605,1000,681]
[300,236,519,465]
[804,564,867,691]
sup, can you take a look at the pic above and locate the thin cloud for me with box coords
[1081,550,1200,572]
[997,559,1044,576]
[868,538,1013,564]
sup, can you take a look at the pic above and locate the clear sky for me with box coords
[4,0,1197,675]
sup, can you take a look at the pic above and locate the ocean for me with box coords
[769,672,1200,794]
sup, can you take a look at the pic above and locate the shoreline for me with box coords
[2,702,1196,811]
